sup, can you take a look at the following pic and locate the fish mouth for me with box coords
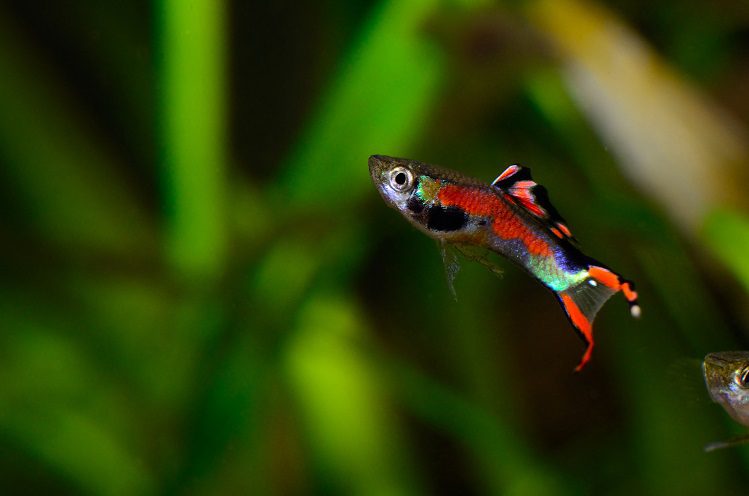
[369,154,390,164]
[368,155,392,179]
[369,155,402,193]
[369,154,415,209]
[369,154,414,182]
[368,155,392,204]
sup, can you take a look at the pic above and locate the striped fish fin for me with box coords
[491,164,576,243]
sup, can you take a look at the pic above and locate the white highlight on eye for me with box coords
[588,280,598,287]
[736,367,749,389]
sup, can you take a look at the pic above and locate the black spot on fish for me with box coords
[407,197,424,214]
[427,206,468,232]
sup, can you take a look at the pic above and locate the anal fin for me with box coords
[454,244,504,278]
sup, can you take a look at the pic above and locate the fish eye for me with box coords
[737,366,749,389]
[389,167,414,192]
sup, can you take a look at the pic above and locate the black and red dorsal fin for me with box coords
[557,265,641,371]
[491,165,576,243]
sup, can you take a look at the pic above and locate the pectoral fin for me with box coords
[704,434,749,452]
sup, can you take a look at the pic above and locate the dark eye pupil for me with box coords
[740,368,749,387]
[395,172,407,186]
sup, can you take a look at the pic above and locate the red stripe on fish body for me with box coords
[437,184,553,257]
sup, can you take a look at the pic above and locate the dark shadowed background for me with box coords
[1,0,749,494]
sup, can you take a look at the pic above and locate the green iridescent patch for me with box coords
[415,176,441,203]
[528,255,588,292]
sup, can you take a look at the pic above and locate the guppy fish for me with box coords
[369,155,640,371]
[703,351,749,451]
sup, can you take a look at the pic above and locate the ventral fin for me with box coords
[440,241,461,301]
[492,164,577,243]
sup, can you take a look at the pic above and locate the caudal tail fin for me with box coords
[557,265,640,372]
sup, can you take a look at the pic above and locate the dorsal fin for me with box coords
[491,164,577,243]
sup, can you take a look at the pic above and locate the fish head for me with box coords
[703,351,749,426]
[369,155,482,240]
[369,155,445,234]
[369,155,421,211]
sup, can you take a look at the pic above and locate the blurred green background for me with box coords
[1,0,749,494]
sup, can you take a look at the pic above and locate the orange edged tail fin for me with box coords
[588,266,641,318]
[557,292,597,372]
[557,265,640,371]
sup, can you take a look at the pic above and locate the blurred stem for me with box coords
[284,293,423,496]
[157,0,228,282]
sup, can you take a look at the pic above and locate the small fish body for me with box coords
[369,155,640,371]
[703,352,749,451]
